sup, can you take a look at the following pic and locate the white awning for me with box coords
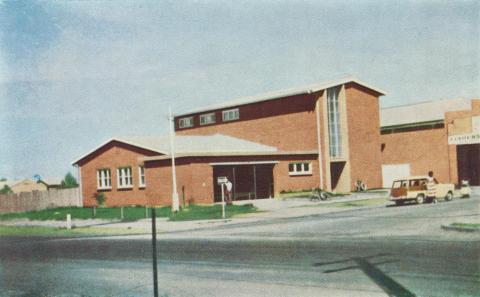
[209,161,279,166]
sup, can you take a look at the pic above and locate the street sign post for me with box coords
[218,176,227,219]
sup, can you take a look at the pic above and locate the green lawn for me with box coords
[0,206,168,222]
[0,225,146,237]
[0,204,257,222]
[451,223,480,229]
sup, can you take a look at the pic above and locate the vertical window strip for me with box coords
[327,87,342,157]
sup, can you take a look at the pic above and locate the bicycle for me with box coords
[309,188,328,201]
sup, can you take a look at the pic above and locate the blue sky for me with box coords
[0,0,478,180]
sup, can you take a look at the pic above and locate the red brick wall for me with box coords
[345,83,383,189]
[78,142,158,207]
[380,127,451,183]
[145,154,319,205]
[175,94,319,151]
[145,159,214,206]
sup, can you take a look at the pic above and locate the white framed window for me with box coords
[288,162,312,176]
[96,169,111,190]
[138,165,146,188]
[117,167,133,189]
[222,108,239,122]
[179,117,194,128]
[200,113,216,125]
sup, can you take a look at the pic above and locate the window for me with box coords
[179,117,194,128]
[327,87,342,157]
[222,108,239,122]
[200,113,216,125]
[138,166,145,188]
[288,162,312,175]
[96,169,111,190]
[117,167,133,188]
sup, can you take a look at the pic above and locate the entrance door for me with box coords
[457,144,480,186]
[213,164,275,202]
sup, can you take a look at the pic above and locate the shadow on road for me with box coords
[314,253,416,297]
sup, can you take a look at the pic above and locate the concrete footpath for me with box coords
[0,191,389,233]
[2,189,478,235]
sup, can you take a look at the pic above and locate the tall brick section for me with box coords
[76,141,158,207]
[345,84,383,189]
[175,82,384,190]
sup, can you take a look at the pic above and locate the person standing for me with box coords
[427,170,438,200]
[225,178,233,205]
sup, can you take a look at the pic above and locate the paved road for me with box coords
[1,196,479,297]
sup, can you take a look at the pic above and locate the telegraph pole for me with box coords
[168,106,180,212]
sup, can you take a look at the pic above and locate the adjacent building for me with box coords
[73,77,386,206]
[380,98,480,187]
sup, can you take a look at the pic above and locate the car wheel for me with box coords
[416,194,425,204]
[445,192,453,201]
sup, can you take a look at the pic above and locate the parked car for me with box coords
[389,176,454,205]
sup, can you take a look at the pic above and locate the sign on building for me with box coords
[448,133,480,145]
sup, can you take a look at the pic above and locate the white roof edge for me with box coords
[175,77,386,117]
[142,150,319,162]
[71,137,166,165]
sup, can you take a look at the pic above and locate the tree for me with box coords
[0,185,12,194]
[61,172,78,188]
[0,178,6,182]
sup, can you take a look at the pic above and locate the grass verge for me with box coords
[0,225,145,237]
[300,197,388,208]
[0,206,170,222]
[0,204,257,223]
[450,223,480,229]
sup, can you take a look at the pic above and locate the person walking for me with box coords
[225,178,233,205]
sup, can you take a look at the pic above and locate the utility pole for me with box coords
[151,207,159,297]
[168,106,180,212]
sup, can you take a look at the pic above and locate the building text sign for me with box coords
[448,133,480,145]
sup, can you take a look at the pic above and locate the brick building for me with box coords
[380,98,480,188]
[73,77,386,206]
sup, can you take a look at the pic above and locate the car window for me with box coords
[410,180,420,187]
[392,181,402,188]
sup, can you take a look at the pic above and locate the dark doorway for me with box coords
[213,164,274,202]
[457,144,480,186]
[330,161,346,190]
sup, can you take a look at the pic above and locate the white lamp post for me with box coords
[168,106,180,212]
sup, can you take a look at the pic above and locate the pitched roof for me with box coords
[380,98,472,127]
[72,134,278,165]
[176,76,386,117]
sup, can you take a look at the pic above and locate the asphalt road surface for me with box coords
[1,196,479,297]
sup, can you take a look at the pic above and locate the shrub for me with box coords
[95,192,106,206]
